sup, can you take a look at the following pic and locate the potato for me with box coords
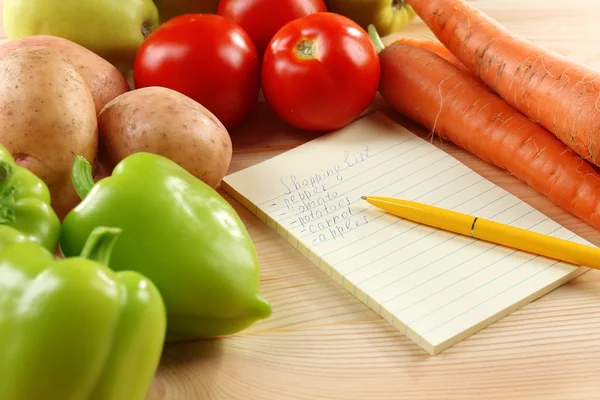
[0,46,98,219]
[0,35,130,115]
[97,86,232,188]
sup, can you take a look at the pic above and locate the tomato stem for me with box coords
[295,39,317,59]
[368,24,385,54]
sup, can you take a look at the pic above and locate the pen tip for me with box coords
[360,196,367,200]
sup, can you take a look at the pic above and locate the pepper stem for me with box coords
[0,161,14,183]
[71,155,95,200]
[0,186,15,224]
[368,24,385,54]
[80,226,123,266]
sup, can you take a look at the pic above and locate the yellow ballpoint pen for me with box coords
[361,195,600,270]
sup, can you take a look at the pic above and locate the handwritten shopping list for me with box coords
[222,112,589,354]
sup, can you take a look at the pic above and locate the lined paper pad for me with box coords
[221,112,589,354]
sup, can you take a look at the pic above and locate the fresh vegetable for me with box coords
[217,0,327,57]
[403,0,600,166]
[133,14,260,129]
[97,86,232,188]
[60,153,272,341]
[0,46,97,220]
[325,0,415,36]
[261,12,380,131]
[0,226,166,400]
[0,143,60,252]
[380,32,474,77]
[3,0,159,73]
[0,35,130,115]
[372,30,600,231]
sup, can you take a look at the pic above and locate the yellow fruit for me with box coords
[3,0,159,73]
[325,0,416,36]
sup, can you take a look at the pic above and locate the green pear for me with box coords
[153,0,220,23]
[3,0,159,73]
[325,0,416,37]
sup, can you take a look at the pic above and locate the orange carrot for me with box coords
[402,0,600,166]
[390,35,473,77]
[375,39,600,230]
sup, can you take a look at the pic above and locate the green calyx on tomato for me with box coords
[295,39,318,59]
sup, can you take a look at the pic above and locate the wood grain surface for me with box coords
[3,1,600,399]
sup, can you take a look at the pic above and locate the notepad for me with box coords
[222,111,590,354]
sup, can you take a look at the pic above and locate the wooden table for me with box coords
[3,1,600,398]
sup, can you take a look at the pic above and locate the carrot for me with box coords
[372,37,600,230]
[402,0,600,166]
[389,35,474,77]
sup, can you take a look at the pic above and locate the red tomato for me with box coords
[133,14,260,129]
[261,12,380,132]
[217,0,327,58]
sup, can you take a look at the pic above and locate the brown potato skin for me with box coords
[0,35,130,115]
[98,86,232,188]
[0,46,98,219]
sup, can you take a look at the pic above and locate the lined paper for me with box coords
[222,112,589,354]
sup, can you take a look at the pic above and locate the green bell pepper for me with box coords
[59,153,271,341]
[0,226,167,400]
[0,143,60,252]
